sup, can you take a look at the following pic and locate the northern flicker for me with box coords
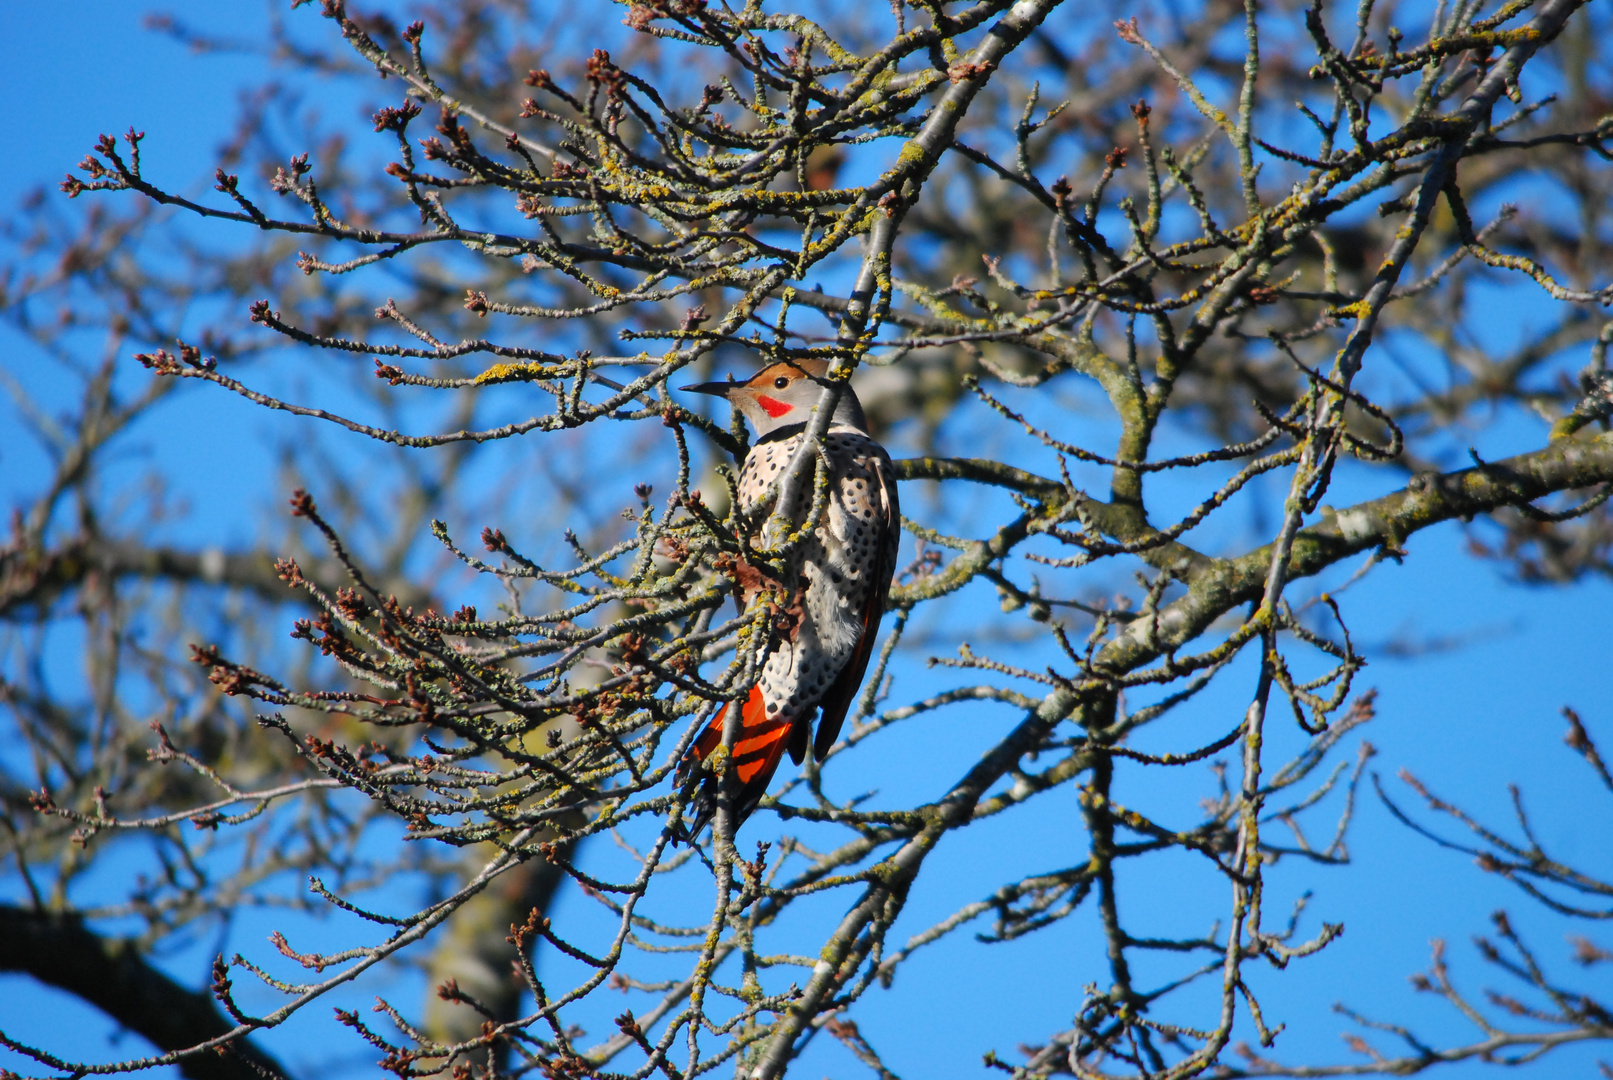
[676,358,900,838]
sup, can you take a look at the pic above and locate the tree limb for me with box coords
[0,906,287,1080]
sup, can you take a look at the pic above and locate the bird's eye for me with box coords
[773,376,789,389]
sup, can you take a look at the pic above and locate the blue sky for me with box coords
[2,4,1610,1079]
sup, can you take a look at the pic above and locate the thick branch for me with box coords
[1102,432,1613,672]
[0,906,287,1080]
[0,535,430,618]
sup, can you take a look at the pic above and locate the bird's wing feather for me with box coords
[787,711,811,765]
[681,685,796,840]
[811,454,900,762]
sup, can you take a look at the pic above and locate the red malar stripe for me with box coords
[754,394,791,418]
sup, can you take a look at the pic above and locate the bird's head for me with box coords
[683,358,868,437]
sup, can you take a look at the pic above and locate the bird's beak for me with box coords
[680,380,736,397]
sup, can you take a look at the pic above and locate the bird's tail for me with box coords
[675,685,795,843]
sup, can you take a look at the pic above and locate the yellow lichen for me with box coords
[474,362,550,385]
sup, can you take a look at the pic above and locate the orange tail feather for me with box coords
[679,686,797,840]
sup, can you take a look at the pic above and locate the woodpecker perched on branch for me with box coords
[676,358,901,839]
